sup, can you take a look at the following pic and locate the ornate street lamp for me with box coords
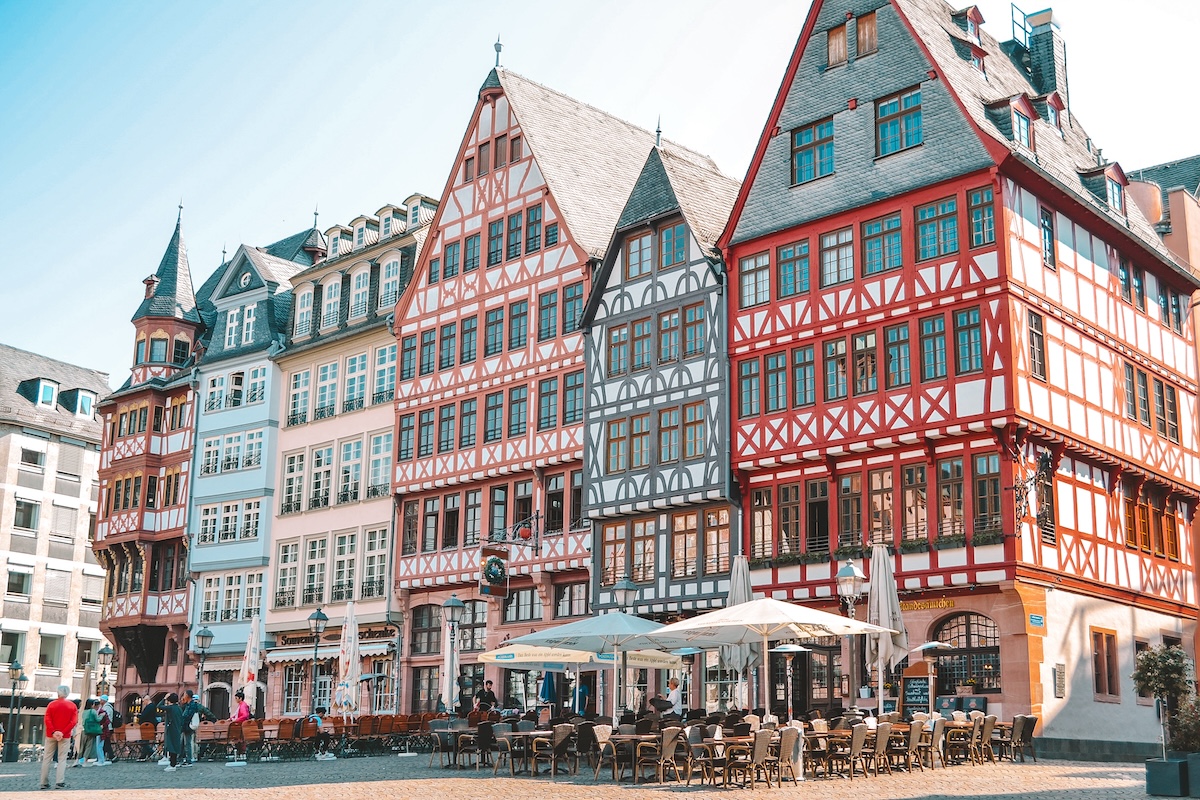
[3,663,29,763]
[95,643,114,699]
[835,559,866,707]
[308,607,328,714]
[610,578,639,716]
[768,643,811,722]
[442,594,465,715]
[194,627,214,700]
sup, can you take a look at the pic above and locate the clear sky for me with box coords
[1,0,1196,388]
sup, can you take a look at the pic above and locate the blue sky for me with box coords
[1,0,1196,386]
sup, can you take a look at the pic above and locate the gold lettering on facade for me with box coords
[899,598,956,611]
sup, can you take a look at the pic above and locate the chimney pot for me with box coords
[143,275,160,299]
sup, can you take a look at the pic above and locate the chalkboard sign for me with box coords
[903,677,930,714]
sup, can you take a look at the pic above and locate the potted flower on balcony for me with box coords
[1134,643,1192,796]
[934,531,967,550]
[956,677,977,696]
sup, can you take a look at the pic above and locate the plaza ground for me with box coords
[0,752,1148,799]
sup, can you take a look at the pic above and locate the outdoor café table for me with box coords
[607,733,657,782]
[497,729,549,776]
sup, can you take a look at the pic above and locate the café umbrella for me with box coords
[864,544,909,708]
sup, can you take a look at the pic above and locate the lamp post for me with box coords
[442,594,465,716]
[308,607,328,714]
[611,578,638,717]
[3,662,29,763]
[835,559,865,708]
[95,643,114,699]
[194,627,213,701]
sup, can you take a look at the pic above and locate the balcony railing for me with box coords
[366,483,389,499]
[379,290,398,308]
[294,320,311,336]
[225,392,244,408]
[219,526,239,542]
[274,589,295,608]
[343,396,364,413]
[280,500,302,515]
[350,301,367,318]
[247,387,265,403]
[302,586,324,605]
[200,461,219,476]
[331,582,354,602]
[286,411,307,427]
[221,608,240,621]
[197,530,217,544]
[222,456,241,471]
[200,610,218,623]
[309,492,330,510]
[243,452,261,468]
[205,395,223,411]
[322,311,338,329]
[313,404,336,420]
[337,488,360,504]
[372,388,394,406]
[240,525,259,540]
[360,579,385,599]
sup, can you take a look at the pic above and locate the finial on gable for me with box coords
[494,36,503,68]
[656,116,662,148]
[177,198,183,224]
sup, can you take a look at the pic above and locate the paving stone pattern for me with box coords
[0,755,1147,799]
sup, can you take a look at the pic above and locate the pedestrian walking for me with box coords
[179,689,215,766]
[40,685,78,790]
[137,695,159,761]
[75,700,103,768]
[98,695,116,762]
[160,693,183,772]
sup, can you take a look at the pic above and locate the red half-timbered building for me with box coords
[391,67,665,713]
[720,0,1200,758]
[95,217,204,712]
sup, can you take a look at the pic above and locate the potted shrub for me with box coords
[1134,643,1192,796]
[1170,698,1200,796]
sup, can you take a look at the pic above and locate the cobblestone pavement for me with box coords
[0,752,1146,799]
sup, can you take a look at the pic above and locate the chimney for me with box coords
[143,274,160,299]
[1028,9,1068,109]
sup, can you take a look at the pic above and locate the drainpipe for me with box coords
[385,492,402,713]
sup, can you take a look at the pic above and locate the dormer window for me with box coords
[37,380,58,408]
[355,226,364,247]
[295,290,313,336]
[330,237,340,258]
[409,205,420,225]
[382,216,392,237]
[1013,110,1031,148]
[77,392,95,417]
[322,280,341,329]
[1107,178,1125,213]
[1047,105,1059,129]
[971,52,985,75]
[380,260,400,308]
[966,18,979,42]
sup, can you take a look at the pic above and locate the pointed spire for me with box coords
[314,204,319,230]
[494,36,503,68]
[655,116,662,148]
[132,211,197,322]
[222,243,227,263]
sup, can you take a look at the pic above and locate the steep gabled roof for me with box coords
[492,68,721,259]
[132,218,198,323]
[265,227,327,267]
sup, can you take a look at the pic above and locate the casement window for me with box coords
[824,338,848,401]
[563,371,584,424]
[1091,628,1120,701]
[484,393,503,442]
[600,523,626,585]
[792,345,816,407]
[484,309,504,356]
[739,252,770,307]
[937,457,965,538]
[322,281,341,328]
[920,315,947,381]
[658,310,680,363]
[509,301,528,350]
[224,308,241,349]
[902,465,927,541]
[1107,178,1124,213]
[459,399,477,449]
[487,220,504,266]
[739,359,761,417]
[868,468,893,544]
[853,332,877,394]
[1028,311,1046,380]
[974,454,1002,536]
[242,304,256,343]
[608,325,629,377]
[626,232,652,280]
[778,484,802,555]
[399,335,416,381]
[463,490,482,547]
[1039,208,1056,268]
[968,186,995,247]
[1118,258,1133,303]
[856,11,877,56]
[418,330,436,375]
[916,197,958,260]
[954,307,983,374]
[806,480,830,553]
[437,405,455,454]
[510,136,522,162]
[1013,110,1032,148]
[751,488,773,559]
[777,240,809,297]
[660,223,686,268]
[369,432,392,496]
[884,324,911,388]
[1133,265,1146,310]
[537,377,558,431]
[838,475,862,549]
[438,324,456,371]
[478,142,491,175]
[460,316,477,364]
[683,402,705,460]
[506,212,523,261]
[562,282,583,333]
[659,408,680,464]
[862,213,902,274]
[820,228,854,286]
[630,519,656,582]
[876,88,923,156]
[545,223,559,247]
[765,352,788,412]
[538,291,558,341]
[606,419,629,473]
[683,303,706,357]
[672,511,698,579]
[827,23,847,66]
[630,414,651,469]
[791,119,834,184]
[507,385,528,437]
[442,242,460,280]
[463,234,480,272]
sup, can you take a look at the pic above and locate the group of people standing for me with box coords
[37,685,248,788]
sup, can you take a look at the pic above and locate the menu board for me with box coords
[903,676,930,714]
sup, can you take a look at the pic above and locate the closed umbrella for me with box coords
[238,614,262,715]
[723,555,756,710]
[539,671,557,712]
[333,601,361,722]
[864,544,909,708]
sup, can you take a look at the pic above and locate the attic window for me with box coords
[382,216,392,237]
[1013,110,1032,149]
[37,380,58,408]
[355,226,365,247]
[330,238,340,258]
[971,52,985,74]
[77,392,95,417]
[1107,178,1125,213]
[966,18,979,43]
[1047,105,1059,129]
[856,12,877,56]
[827,23,847,67]
[410,206,420,225]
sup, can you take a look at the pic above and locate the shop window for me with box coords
[933,613,1000,693]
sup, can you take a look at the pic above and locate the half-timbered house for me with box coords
[581,142,742,710]
[391,67,674,713]
[719,0,1200,757]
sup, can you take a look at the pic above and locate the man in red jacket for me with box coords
[40,685,77,790]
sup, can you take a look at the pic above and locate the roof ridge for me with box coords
[0,341,110,382]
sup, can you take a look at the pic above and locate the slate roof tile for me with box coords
[132,219,198,323]
[0,342,110,438]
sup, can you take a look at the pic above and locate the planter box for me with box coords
[956,686,976,696]
[1148,758,1190,796]
[1188,753,1200,797]
[934,538,966,550]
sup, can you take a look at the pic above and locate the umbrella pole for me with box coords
[761,632,770,718]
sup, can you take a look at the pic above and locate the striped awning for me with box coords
[265,642,390,664]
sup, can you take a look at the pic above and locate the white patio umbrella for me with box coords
[480,644,682,671]
[723,555,756,711]
[237,614,262,715]
[628,597,896,713]
[864,544,909,708]
[333,601,362,722]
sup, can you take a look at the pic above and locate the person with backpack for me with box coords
[75,699,103,767]
[179,689,215,766]
[98,695,118,762]
[94,702,112,766]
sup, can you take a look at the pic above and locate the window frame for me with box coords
[875,88,923,157]
[790,118,835,185]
